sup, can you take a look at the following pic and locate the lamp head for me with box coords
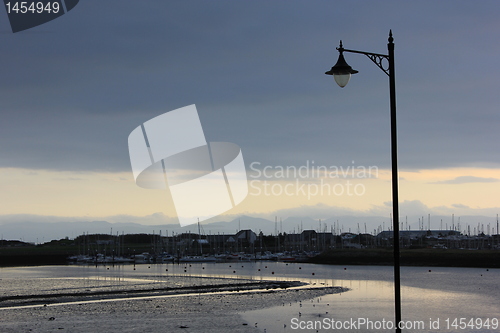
[325,40,358,87]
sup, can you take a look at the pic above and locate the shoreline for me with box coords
[0,275,347,333]
[309,248,500,268]
[0,279,310,309]
[2,248,500,268]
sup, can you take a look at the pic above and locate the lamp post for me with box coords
[326,30,401,332]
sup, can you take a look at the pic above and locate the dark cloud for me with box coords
[1,1,500,172]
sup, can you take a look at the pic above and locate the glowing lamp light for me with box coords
[324,41,358,88]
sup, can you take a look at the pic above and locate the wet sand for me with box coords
[0,276,346,332]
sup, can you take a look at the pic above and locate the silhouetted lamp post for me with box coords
[325,30,401,332]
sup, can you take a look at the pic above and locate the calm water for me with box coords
[1,263,499,332]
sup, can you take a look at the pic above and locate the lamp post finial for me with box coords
[337,40,344,53]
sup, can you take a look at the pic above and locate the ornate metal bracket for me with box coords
[363,53,390,76]
[338,45,391,76]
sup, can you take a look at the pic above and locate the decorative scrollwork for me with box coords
[341,47,391,77]
[365,54,390,76]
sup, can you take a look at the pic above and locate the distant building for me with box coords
[236,229,257,245]
[376,230,461,240]
[172,230,258,253]
[284,230,335,251]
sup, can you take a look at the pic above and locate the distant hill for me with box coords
[0,215,352,243]
[0,213,497,243]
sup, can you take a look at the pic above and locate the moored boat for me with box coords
[179,255,217,262]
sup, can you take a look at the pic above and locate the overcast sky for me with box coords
[1,1,500,231]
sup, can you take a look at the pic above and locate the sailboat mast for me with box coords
[198,218,202,255]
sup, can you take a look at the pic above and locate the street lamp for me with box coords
[324,41,358,87]
[326,30,401,332]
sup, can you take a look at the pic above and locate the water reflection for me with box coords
[1,263,498,333]
[242,280,500,333]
